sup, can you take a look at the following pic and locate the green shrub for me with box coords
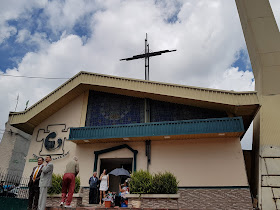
[129,170,153,194]
[152,172,178,194]
[47,174,80,195]
[74,176,80,193]
[129,170,178,194]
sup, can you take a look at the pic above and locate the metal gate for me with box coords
[0,169,29,210]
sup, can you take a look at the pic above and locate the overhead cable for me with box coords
[0,74,70,80]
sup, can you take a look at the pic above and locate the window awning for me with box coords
[68,117,244,144]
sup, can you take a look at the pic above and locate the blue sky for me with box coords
[0,10,91,71]
[0,0,279,148]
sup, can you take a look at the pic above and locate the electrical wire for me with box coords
[0,74,70,80]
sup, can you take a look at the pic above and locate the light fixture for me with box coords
[83,140,90,142]
[164,136,170,139]
[123,138,130,140]
[218,133,225,136]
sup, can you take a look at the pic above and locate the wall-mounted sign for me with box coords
[29,159,38,162]
[33,124,70,160]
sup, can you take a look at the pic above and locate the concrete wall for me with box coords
[149,138,248,187]
[75,141,147,187]
[72,138,247,187]
[22,91,248,189]
[236,0,280,209]
[0,121,31,177]
[22,93,84,178]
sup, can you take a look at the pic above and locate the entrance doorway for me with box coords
[100,158,132,193]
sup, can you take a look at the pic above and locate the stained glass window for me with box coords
[85,91,145,126]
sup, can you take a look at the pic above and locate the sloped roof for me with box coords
[9,71,260,134]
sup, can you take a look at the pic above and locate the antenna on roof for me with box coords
[120,33,176,81]
[14,94,19,112]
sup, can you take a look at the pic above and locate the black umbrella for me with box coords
[109,168,130,177]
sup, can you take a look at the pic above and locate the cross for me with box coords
[120,33,176,80]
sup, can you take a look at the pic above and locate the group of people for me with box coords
[28,155,79,210]
[28,155,54,210]
[88,169,110,205]
[89,169,130,207]
[28,155,129,209]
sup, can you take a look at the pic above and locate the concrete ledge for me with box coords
[126,194,180,198]
[46,193,83,208]
[47,193,81,198]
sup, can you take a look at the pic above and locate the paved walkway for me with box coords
[46,208,184,210]
[46,207,183,210]
[46,205,184,210]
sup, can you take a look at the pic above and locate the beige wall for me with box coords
[22,93,84,178]
[75,138,247,187]
[75,141,147,187]
[22,92,247,189]
[149,138,248,187]
[236,0,280,95]
[236,0,280,208]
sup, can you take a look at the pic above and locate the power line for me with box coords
[0,74,70,80]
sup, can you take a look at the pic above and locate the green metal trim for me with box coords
[69,117,244,141]
[93,144,138,172]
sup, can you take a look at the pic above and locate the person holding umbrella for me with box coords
[109,168,131,207]
[119,181,129,197]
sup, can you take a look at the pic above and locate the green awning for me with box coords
[68,117,244,142]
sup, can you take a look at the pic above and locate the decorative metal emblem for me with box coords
[44,132,63,151]
[35,124,69,156]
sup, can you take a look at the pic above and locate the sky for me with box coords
[0,0,280,149]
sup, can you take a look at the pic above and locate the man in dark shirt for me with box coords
[89,172,99,204]
[28,157,44,210]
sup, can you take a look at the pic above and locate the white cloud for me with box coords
[0,22,17,43]
[210,67,255,91]
[16,29,31,43]
[0,0,47,43]
[241,123,253,150]
[270,0,280,29]
[2,0,278,149]
[41,0,103,35]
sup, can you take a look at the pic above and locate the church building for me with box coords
[9,71,259,208]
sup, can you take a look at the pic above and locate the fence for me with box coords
[0,168,29,199]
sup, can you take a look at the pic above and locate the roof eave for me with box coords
[8,71,260,134]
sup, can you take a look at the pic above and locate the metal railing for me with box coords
[0,168,29,199]
[69,117,244,141]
